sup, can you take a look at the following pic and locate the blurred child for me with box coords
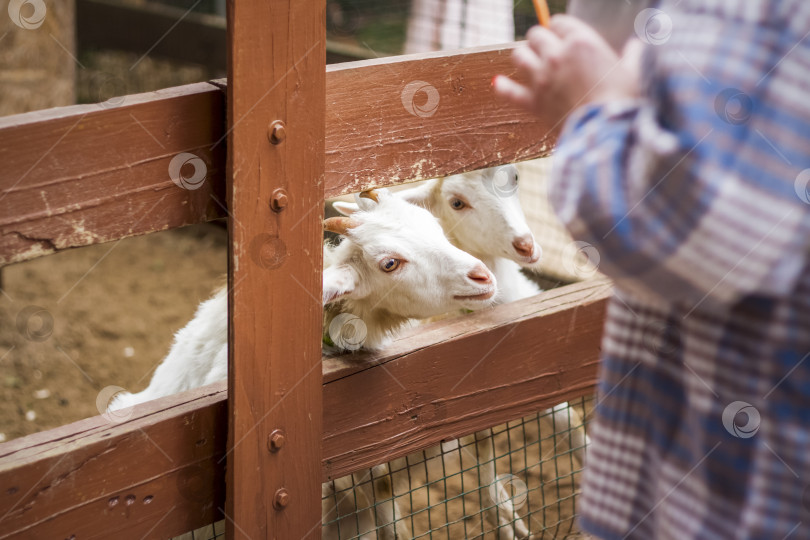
[495,1,810,538]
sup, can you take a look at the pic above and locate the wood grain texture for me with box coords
[0,83,227,266]
[0,43,554,266]
[321,277,611,479]
[0,279,610,538]
[225,0,325,538]
[0,383,226,540]
[325,43,557,196]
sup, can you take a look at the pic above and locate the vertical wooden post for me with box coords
[226,0,325,538]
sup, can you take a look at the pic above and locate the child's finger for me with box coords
[492,75,534,109]
[512,45,544,78]
[548,14,591,38]
[621,37,645,64]
[526,25,562,61]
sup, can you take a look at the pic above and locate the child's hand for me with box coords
[494,15,642,131]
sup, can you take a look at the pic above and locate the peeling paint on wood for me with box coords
[0,43,554,267]
[0,83,227,266]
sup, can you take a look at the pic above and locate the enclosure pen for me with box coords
[0,0,611,539]
[320,398,594,539]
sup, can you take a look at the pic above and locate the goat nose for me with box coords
[512,235,535,258]
[467,264,492,284]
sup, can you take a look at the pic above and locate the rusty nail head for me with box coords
[268,120,286,144]
[270,189,289,212]
[273,488,290,510]
[268,428,286,451]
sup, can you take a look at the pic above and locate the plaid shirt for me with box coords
[549,1,810,538]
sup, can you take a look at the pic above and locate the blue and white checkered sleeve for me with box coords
[547,4,810,306]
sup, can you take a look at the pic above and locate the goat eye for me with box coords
[379,258,401,273]
[450,198,466,210]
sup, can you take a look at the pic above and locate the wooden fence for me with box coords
[0,1,609,538]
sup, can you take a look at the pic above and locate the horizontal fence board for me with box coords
[0,383,227,540]
[325,44,556,196]
[321,277,610,479]
[0,83,227,266]
[0,279,609,538]
[0,43,554,266]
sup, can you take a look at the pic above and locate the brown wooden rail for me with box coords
[0,278,609,539]
[0,43,556,267]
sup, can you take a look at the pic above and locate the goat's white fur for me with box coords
[334,165,541,307]
[337,166,589,539]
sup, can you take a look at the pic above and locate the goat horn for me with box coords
[323,216,358,235]
[359,189,380,203]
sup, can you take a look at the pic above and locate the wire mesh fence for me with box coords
[176,396,591,540]
[321,395,592,539]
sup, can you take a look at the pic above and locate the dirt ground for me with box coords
[0,223,227,442]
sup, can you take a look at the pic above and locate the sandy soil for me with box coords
[0,223,227,442]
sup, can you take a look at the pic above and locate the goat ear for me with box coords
[397,180,436,210]
[323,265,364,305]
[332,201,360,216]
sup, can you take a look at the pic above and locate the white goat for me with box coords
[335,165,540,307]
[336,165,589,539]
[111,189,495,409]
[108,189,496,539]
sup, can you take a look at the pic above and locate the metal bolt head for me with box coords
[268,120,286,144]
[268,428,286,451]
[270,189,289,212]
[273,488,290,510]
